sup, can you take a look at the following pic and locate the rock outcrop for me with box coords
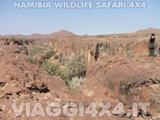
[52,31,160,65]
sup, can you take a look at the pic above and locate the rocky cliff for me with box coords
[52,29,160,65]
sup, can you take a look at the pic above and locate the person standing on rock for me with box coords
[94,43,100,61]
[149,33,156,56]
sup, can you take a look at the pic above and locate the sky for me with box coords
[0,0,160,35]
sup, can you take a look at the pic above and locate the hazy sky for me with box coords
[0,0,160,35]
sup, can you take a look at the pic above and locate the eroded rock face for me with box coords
[85,56,160,116]
[0,40,72,120]
[52,32,160,65]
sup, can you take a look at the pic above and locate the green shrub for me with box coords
[29,46,48,56]
[65,56,86,80]
[42,55,87,89]
[28,46,55,64]
[42,60,67,80]
[42,60,60,76]
[67,77,85,90]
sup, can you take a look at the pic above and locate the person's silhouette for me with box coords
[149,33,156,56]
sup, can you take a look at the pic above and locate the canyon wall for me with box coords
[52,32,160,64]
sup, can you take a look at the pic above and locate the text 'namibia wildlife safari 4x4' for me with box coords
[0,0,160,120]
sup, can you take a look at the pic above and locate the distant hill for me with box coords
[1,28,160,40]
[51,29,76,38]
[136,28,160,34]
